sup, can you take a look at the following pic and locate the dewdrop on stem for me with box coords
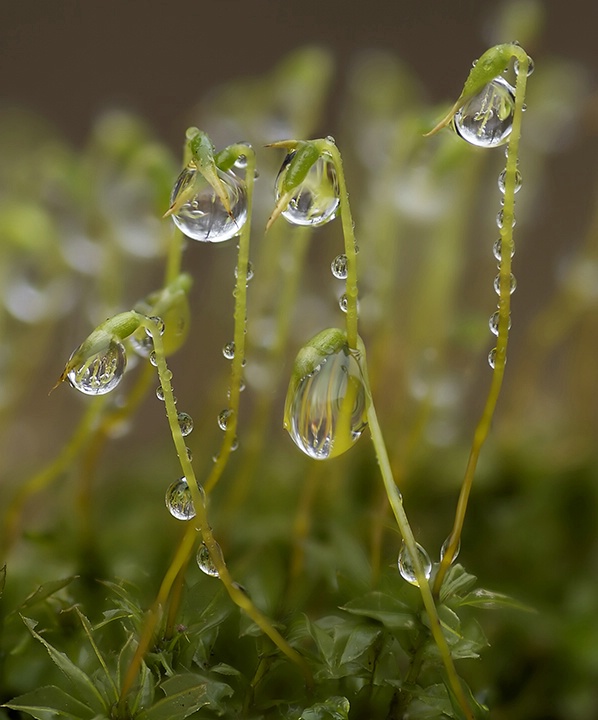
[165,477,198,520]
[167,164,247,242]
[453,76,515,148]
[284,328,369,460]
[197,542,222,577]
[398,541,432,587]
[177,412,194,437]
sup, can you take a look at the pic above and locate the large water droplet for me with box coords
[156,385,165,401]
[514,55,534,77]
[67,339,127,395]
[488,347,497,369]
[331,254,348,280]
[453,76,516,148]
[177,412,194,437]
[275,152,339,227]
[218,408,232,431]
[489,311,512,336]
[165,477,196,520]
[494,273,517,295]
[498,168,522,195]
[284,337,369,460]
[197,542,221,577]
[145,316,165,336]
[169,166,247,242]
[496,208,516,229]
[398,541,432,587]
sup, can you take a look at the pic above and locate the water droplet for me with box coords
[185,446,193,461]
[397,541,432,587]
[177,412,194,436]
[498,168,522,194]
[231,436,239,451]
[149,350,158,367]
[275,152,339,227]
[489,311,512,336]
[165,477,196,520]
[145,316,165,336]
[514,55,534,77]
[234,154,248,169]
[496,208,516,229]
[156,385,165,401]
[222,341,235,360]
[493,238,515,262]
[488,347,497,369]
[197,542,221,577]
[218,408,232,431]
[494,273,517,295]
[129,333,154,358]
[169,165,248,243]
[339,294,348,313]
[234,260,254,282]
[67,339,127,395]
[453,76,515,148]
[331,254,348,280]
[440,536,461,564]
[284,335,369,460]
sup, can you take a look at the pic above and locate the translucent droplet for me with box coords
[197,542,221,577]
[169,165,248,243]
[498,168,522,194]
[129,333,154,358]
[234,260,254,282]
[230,436,239,451]
[494,273,517,295]
[284,334,369,460]
[514,55,534,77]
[185,446,193,461]
[339,293,348,313]
[493,238,515,262]
[222,341,235,360]
[218,408,232,431]
[440,536,461,564]
[488,347,497,369]
[489,311,512,336]
[145,316,165,336]
[453,76,515,148]
[177,412,194,437]
[156,385,165,401]
[331,254,348,280]
[275,152,339,227]
[397,541,432,587]
[234,154,248,169]
[496,209,516,229]
[149,351,158,367]
[165,477,196,520]
[67,340,127,396]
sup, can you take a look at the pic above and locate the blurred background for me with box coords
[1,1,598,719]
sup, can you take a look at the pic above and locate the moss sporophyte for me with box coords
[1,40,544,720]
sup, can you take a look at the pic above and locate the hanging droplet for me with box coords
[453,76,516,148]
[165,477,196,520]
[218,408,232,431]
[498,168,522,195]
[234,155,248,169]
[496,208,516,229]
[156,385,165,401]
[222,341,235,360]
[489,311,512,336]
[234,260,254,282]
[184,446,193,461]
[177,412,194,437]
[397,541,432,587]
[66,339,127,396]
[339,293,348,313]
[494,273,517,295]
[331,254,348,280]
[145,316,165,336]
[284,329,369,460]
[488,347,497,369]
[514,55,534,77]
[275,152,339,227]
[197,542,221,577]
[230,436,239,451]
[440,535,461,565]
[492,238,515,262]
[149,351,158,367]
[169,165,248,242]
[129,333,154,358]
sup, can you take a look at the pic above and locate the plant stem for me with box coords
[433,50,530,596]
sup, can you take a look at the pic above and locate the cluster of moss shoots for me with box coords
[2,43,534,720]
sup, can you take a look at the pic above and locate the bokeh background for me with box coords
[1,1,598,719]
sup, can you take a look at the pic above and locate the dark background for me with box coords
[1,0,596,147]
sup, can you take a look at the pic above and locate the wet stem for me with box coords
[433,50,530,596]
[323,136,474,718]
[118,151,314,706]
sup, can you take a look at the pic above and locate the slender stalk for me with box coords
[433,51,530,595]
